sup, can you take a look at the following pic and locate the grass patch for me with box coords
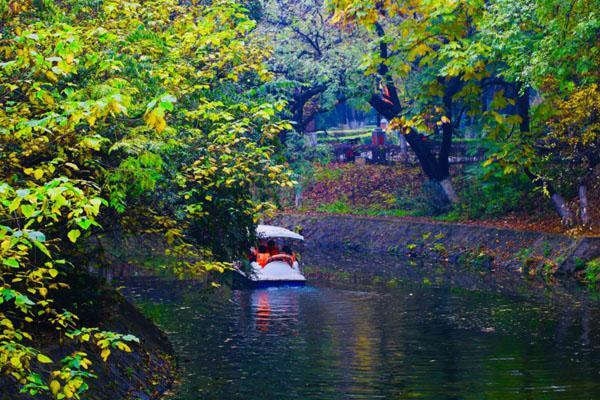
[319,132,371,143]
[584,258,600,284]
[316,200,415,217]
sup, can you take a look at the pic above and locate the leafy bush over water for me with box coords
[0,1,292,397]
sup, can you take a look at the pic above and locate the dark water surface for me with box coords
[120,272,600,400]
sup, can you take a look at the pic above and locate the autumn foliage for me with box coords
[0,0,292,397]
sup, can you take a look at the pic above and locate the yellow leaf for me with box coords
[45,70,58,83]
[41,92,55,106]
[39,287,48,297]
[67,229,81,243]
[156,117,166,133]
[37,353,52,363]
[0,318,13,328]
[50,380,61,396]
[101,348,111,361]
[63,386,74,398]
[34,169,44,180]
[116,342,132,352]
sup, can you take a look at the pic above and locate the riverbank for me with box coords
[293,163,600,236]
[0,271,176,400]
[272,213,600,287]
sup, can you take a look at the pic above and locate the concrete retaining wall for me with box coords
[273,213,600,274]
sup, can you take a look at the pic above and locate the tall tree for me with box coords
[478,0,599,225]
[257,0,367,137]
[329,0,491,204]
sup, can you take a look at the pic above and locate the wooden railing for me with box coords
[331,143,485,165]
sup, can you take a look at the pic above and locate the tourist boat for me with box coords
[235,224,306,287]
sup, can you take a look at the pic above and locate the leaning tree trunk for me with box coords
[550,192,575,226]
[579,184,590,225]
[367,23,461,206]
[439,178,459,204]
[517,86,574,226]
[524,167,574,226]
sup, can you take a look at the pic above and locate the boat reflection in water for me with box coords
[234,287,304,334]
[121,275,600,400]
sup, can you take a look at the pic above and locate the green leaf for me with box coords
[67,229,81,243]
[21,204,35,218]
[37,354,53,364]
[33,241,52,258]
[3,258,19,268]
[77,218,93,230]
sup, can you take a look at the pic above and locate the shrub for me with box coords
[455,167,537,219]
[302,163,423,211]
[584,258,600,284]
[317,200,353,213]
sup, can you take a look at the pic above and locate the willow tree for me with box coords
[0,0,292,397]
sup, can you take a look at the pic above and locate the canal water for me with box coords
[119,270,600,400]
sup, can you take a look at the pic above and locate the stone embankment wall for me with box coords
[273,213,600,274]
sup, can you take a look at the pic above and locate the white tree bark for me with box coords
[551,193,574,226]
[294,186,303,209]
[579,184,590,225]
[440,178,459,204]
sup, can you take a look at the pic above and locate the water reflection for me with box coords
[234,288,303,334]
[121,279,600,400]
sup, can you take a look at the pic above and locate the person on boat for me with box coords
[256,244,269,267]
[282,245,296,264]
[267,240,279,256]
[248,246,257,262]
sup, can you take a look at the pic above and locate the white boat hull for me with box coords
[237,260,306,286]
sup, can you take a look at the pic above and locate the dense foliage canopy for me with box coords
[256,0,369,135]
[1,0,598,396]
[328,0,598,222]
[0,0,292,397]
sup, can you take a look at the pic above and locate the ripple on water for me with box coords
[119,277,600,400]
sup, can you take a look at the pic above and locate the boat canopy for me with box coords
[256,224,304,241]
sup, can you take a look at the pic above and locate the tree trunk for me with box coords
[579,184,590,225]
[517,87,575,226]
[551,193,574,226]
[398,133,408,155]
[368,23,461,206]
[290,84,327,137]
[516,86,530,133]
[294,186,303,209]
[524,167,574,226]
[440,178,459,204]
